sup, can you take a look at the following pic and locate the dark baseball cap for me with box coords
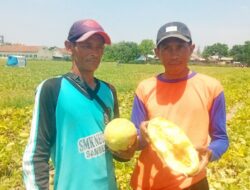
[156,22,192,47]
[67,19,111,44]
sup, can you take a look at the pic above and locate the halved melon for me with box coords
[104,118,137,151]
[147,117,199,176]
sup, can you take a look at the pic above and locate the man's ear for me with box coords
[154,48,159,58]
[190,44,195,55]
[65,41,73,53]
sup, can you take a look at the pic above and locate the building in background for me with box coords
[0,44,70,60]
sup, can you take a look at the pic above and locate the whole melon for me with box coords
[104,118,137,151]
[147,117,199,176]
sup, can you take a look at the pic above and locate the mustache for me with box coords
[85,56,100,62]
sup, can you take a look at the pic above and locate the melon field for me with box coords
[0,60,249,190]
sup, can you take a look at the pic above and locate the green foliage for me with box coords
[114,153,139,190]
[103,39,155,64]
[0,106,32,190]
[230,41,250,66]
[244,41,250,65]
[202,43,229,58]
[138,39,155,58]
[103,45,116,62]
[230,45,245,61]
[103,42,140,63]
[0,59,250,189]
[0,60,71,108]
[207,98,250,190]
[201,41,250,66]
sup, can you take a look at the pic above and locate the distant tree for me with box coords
[116,41,140,63]
[103,45,115,62]
[103,41,140,63]
[202,43,229,58]
[139,39,155,61]
[243,41,250,66]
[229,45,244,62]
[229,41,250,66]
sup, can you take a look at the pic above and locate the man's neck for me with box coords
[164,68,191,80]
[71,70,96,89]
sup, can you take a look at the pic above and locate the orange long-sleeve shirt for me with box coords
[130,72,229,190]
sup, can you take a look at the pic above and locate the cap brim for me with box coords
[157,34,190,46]
[75,31,111,44]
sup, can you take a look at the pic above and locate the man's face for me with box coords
[155,38,194,74]
[70,34,105,73]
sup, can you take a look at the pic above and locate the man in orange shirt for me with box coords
[130,22,229,190]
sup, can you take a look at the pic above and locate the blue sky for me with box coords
[1,0,249,50]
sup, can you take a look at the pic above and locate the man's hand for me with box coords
[189,146,212,176]
[111,136,139,161]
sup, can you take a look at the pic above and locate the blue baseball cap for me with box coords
[67,19,111,44]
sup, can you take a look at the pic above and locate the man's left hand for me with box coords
[189,146,212,176]
[111,136,139,161]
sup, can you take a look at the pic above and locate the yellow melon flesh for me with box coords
[147,117,199,176]
[104,118,137,151]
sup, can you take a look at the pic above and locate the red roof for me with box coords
[0,45,41,53]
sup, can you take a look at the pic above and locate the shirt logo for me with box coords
[78,132,106,159]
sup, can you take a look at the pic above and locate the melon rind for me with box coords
[104,118,137,151]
